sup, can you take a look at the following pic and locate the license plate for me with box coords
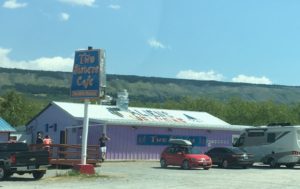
[28,165,36,169]
[17,166,27,171]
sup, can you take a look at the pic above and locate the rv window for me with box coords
[248,132,264,137]
[267,133,276,143]
[297,130,300,140]
[234,136,244,147]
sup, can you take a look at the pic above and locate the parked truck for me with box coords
[0,142,50,180]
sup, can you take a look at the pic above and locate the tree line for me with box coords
[1,91,300,127]
[132,96,300,126]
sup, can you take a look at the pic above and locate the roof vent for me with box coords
[100,95,113,105]
[116,89,129,111]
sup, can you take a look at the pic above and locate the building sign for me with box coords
[137,134,207,146]
[70,49,105,99]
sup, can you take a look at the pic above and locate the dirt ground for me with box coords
[1,161,300,189]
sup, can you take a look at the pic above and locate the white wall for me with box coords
[26,104,79,144]
[0,133,9,142]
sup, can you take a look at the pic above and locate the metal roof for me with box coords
[0,117,16,132]
[52,101,249,131]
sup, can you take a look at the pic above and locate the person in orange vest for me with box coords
[43,135,52,151]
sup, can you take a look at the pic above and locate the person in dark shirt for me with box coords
[36,133,43,144]
[99,133,110,162]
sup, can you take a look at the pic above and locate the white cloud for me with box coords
[58,0,95,7]
[148,38,166,49]
[0,47,73,72]
[108,4,121,10]
[176,70,224,81]
[232,74,272,84]
[60,12,70,21]
[2,0,27,9]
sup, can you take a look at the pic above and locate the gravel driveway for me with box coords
[1,161,300,189]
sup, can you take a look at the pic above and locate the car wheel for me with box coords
[242,165,248,169]
[222,160,229,169]
[182,160,190,170]
[0,167,7,181]
[204,167,210,170]
[32,171,44,180]
[160,159,168,168]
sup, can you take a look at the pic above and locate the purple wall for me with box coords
[70,124,241,160]
[28,104,241,160]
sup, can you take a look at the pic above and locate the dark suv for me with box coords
[205,147,254,168]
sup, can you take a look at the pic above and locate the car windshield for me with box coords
[228,147,246,154]
[186,147,201,154]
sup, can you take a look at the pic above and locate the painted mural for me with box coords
[107,107,205,124]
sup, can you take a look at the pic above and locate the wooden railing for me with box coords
[29,144,101,166]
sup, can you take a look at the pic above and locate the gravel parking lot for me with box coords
[1,161,300,189]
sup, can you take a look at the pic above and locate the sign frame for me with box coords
[70,49,104,99]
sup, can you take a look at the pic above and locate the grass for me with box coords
[54,170,112,179]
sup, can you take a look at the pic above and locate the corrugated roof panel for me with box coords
[0,118,16,132]
[53,101,247,130]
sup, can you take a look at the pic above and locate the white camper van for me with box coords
[233,123,300,168]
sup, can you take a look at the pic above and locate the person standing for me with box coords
[36,133,43,144]
[43,135,52,151]
[99,133,110,162]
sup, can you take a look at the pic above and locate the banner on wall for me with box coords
[137,134,207,146]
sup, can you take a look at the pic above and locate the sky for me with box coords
[1,0,300,86]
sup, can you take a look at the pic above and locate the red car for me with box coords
[160,141,212,170]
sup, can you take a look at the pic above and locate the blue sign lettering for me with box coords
[70,49,103,99]
[137,134,206,146]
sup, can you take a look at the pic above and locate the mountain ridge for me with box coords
[1,67,300,104]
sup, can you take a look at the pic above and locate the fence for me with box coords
[29,144,101,166]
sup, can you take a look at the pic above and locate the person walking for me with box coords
[99,133,110,162]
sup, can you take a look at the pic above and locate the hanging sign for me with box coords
[70,49,104,99]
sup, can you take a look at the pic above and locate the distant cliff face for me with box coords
[1,67,300,104]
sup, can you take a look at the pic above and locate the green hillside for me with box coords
[1,67,300,104]
[2,67,300,126]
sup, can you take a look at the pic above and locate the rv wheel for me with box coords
[286,163,295,169]
[269,158,278,168]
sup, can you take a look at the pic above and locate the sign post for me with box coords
[81,99,89,165]
[70,46,105,174]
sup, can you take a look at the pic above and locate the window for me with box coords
[248,132,264,137]
[233,136,245,147]
[167,147,176,154]
[267,133,276,143]
[297,130,300,140]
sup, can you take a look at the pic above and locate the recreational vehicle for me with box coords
[233,123,300,168]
